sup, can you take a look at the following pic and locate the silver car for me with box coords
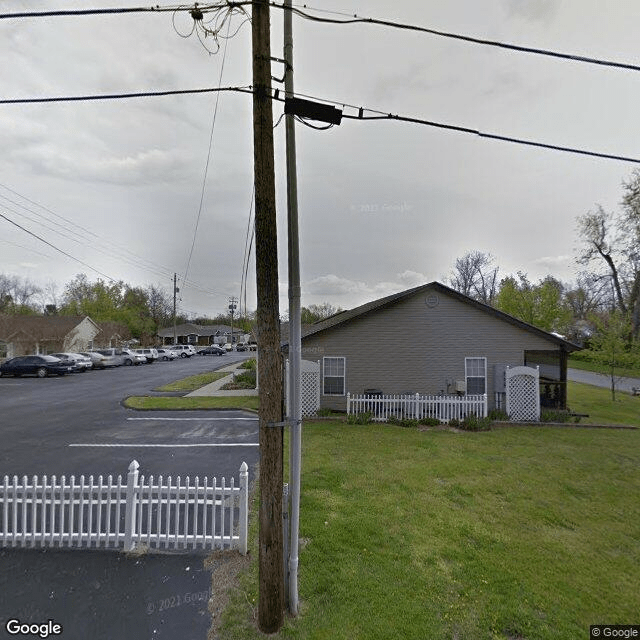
[94,348,125,367]
[50,352,92,372]
[156,348,178,361]
[122,348,146,365]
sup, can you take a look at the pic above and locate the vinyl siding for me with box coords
[301,288,564,411]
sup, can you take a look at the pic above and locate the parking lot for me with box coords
[0,351,258,639]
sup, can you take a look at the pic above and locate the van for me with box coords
[167,345,196,358]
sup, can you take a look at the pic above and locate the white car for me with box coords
[134,348,159,363]
[50,352,92,372]
[166,345,196,358]
[156,348,178,361]
[121,348,146,365]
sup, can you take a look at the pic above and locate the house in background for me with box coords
[286,282,581,413]
[0,315,102,359]
[157,323,250,347]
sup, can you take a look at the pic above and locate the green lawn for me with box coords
[123,395,259,411]
[568,381,640,426]
[569,355,640,379]
[154,370,229,392]
[220,422,640,640]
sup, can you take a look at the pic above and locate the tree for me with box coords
[0,274,42,314]
[495,273,571,333]
[449,251,499,304]
[587,310,632,401]
[300,302,342,324]
[578,169,640,338]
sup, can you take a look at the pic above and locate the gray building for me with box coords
[288,282,580,413]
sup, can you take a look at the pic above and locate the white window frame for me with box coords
[323,357,346,396]
[465,357,487,395]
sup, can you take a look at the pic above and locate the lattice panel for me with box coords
[285,359,321,417]
[506,366,540,422]
[301,371,320,417]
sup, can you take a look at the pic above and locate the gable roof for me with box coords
[0,315,97,341]
[297,281,581,352]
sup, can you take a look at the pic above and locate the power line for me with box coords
[4,1,640,75]
[0,211,117,282]
[274,2,640,74]
[0,86,252,105]
[2,85,639,164]
[183,15,232,285]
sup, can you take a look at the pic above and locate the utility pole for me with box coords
[284,0,302,616]
[229,296,238,346]
[252,0,284,633]
[172,273,179,345]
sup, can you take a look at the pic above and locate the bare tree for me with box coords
[449,251,499,304]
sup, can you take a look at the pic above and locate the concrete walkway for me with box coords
[186,361,258,397]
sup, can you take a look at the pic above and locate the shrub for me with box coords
[488,408,510,421]
[238,358,256,370]
[346,411,373,425]
[448,418,460,428]
[316,408,333,417]
[418,417,441,427]
[460,413,491,432]
[386,415,419,428]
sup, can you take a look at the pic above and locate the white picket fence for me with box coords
[0,460,248,554]
[347,392,488,423]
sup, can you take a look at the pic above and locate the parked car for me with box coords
[134,348,158,363]
[248,341,257,351]
[222,343,233,352]
[0,355,74,378]
[197,346,226,356]
[121,348,147,365]
[80,351,111,369]
[166,345,196,358]
[236,343,247,352]
[94,348,125,367]
[50,352,91,372]
[156,348,178,361]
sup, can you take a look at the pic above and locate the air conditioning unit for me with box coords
[455,380,466,393]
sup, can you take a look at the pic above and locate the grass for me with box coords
[219,421,640,640]
[155,371,229,392]
[123,395,259,411]
[567,381,640,426]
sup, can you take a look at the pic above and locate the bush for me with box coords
[488,408,510,421]
[460,413,491,432]
[346,411,373,425]
[238,358,256,370]
[386,415,419,428]
[418,417,441,427]
[316,408,333,417]
[448,418,460,428]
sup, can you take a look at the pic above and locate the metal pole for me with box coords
[284,0,302,616]
[173,273,177,346]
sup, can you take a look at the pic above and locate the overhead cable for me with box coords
[274,2,640,74]
[2,85,639,164]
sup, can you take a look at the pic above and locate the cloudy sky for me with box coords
[1,0,639,317]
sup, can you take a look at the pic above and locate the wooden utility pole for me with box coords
[252,0,284,632]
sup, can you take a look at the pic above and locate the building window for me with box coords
[323,357,345,395]
[465,357,487,395]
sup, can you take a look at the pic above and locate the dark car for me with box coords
[197,346,226,356]
[236,343,247,352]
[0,355,74,378]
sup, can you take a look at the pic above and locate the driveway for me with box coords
[0,353,258,639]
[568,367,640,394]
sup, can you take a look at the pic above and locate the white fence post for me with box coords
[238,462,248,555]
[124,460,139,552]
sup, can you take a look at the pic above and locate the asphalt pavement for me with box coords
[568,367,640,393]
[0,353,258,640]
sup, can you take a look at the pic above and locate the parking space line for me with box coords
[69,443,258,448]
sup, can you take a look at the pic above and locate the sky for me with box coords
[1,0,640,318]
